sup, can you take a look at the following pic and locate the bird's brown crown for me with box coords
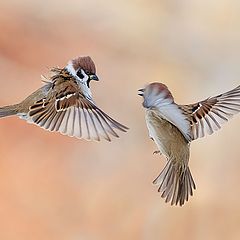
[146,82,174,101]
[71,56,96,74]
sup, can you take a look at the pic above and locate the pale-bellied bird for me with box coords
[139,82,240,206]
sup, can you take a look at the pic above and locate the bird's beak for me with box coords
[138,88,144,96]
[89,74,99,81]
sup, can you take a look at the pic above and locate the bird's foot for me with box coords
[153,150,161,155]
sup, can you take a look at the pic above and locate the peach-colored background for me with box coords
[0,1,240,239]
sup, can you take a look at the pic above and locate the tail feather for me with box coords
[153,160,196,206]
[0,105,18,118]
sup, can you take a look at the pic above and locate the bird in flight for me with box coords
[139,82,240,206]
[0,56,128,141]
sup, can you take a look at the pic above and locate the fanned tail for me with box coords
[153,160,196,206]
[0,105,18,118]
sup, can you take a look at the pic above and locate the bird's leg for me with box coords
[150,137,162,155]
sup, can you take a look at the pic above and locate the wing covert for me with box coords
[27,78,128,141]
[180,85,240,140]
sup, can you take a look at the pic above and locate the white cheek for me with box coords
[66,63,89,83]
[66,62,77,77]
[81,70,89,82]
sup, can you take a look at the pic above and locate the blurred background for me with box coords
[0,0,240,239]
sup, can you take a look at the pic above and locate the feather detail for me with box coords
[27,85,128,141]
[153,160,196,206]
[180,85,240,140]
[141,82,192,142]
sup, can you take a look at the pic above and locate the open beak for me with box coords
[89,74,99,81]
[138,88,144,96]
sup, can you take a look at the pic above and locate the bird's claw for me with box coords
[153,150,161,155]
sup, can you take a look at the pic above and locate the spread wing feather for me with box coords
[180,85,240,141]
[27,79,128,141]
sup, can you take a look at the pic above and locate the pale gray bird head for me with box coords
[138,82,174,109]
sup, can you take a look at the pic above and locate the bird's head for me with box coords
[66,56,99,88]
[138,82,174,108]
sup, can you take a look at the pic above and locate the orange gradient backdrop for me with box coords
[0,1,240,240]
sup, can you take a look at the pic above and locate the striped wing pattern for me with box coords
[28,96,128,141]
[27,80,128,141]
[180,85,240,140]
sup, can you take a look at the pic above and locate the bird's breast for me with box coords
[145,110,189,162]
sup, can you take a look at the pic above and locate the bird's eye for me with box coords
[77,69,84,79]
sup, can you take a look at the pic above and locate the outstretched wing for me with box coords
[180,85,240,140]
[28,80,128,141]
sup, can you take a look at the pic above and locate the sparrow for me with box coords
[0,56,128,141]
[138,82,240,206]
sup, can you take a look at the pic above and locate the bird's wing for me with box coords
[154,103,193,142]
[179,85,240,141]
[27,79,128,141]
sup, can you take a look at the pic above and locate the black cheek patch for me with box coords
[87,79,90,88]
[77,69,84,79]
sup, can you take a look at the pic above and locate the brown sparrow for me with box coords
[0,56,128,141]
[138,82,240,206]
